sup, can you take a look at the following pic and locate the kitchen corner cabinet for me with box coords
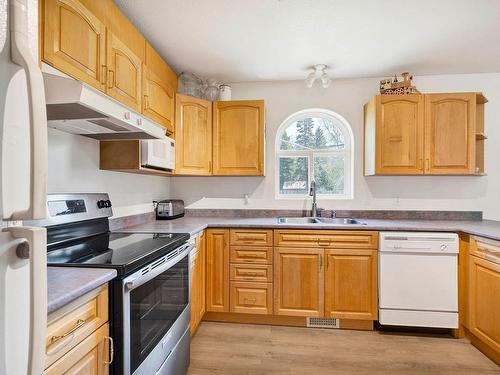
[190,231,206,334]
[44,285,112,374]
[468,237,500,361]
[206,229,230,312]
[43,0,107,91]
[175,94,213,175]
[212,100,265,176]
[274,248,324,317]
[364,92,487,176]
[324,249,378,320]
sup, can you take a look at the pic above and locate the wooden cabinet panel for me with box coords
[44,323,110,375]
[425,93,476,174]
[230,229,273,246]
[175,94,213,175]
[274,230,378,249]
[469,254,500,355]
[213,100,265,176]
[43,0,106,91]
[143,66,175,132]
[376,95,424,174]
[230,264,273,282]
[230,246,273,264]
[189,247,199,333]
[206,229,230,312]
[324,249,378,320]
[198,231,207,323]
[106,31,142,112]
[45,286,108,368]
[230,282,273,315]
[274,248,324,317]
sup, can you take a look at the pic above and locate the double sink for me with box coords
[277,217,366,225]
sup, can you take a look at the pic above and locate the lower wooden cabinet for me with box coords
[274,247,324,317]
[324,249,378,320]
[230,282,273,315]
[468,239,500,357]
[206,229,230,312]
[190,231,206,334]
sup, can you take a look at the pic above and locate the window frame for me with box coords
[275,108,354,200]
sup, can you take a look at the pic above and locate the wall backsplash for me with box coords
[48,128,170,218]
[170,73,500,220]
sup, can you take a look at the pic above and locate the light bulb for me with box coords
[305,72,316,88]
[321,72,331,88]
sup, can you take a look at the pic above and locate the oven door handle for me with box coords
[123,242,193,291]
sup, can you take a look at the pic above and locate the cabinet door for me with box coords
[425,93,476,174]
[206,229,230,312]
[212,100,265,176]
[375,95,424,174]
[142,65,175,133]
[43,323,110,375]
[43,0,106,91]
[274,248,324,317]
[469,255,500,354]
[175,94,213,175]
[324,249,378,320]
[106,32,142,112]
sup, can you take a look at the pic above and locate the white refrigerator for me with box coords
[0,0,48,374]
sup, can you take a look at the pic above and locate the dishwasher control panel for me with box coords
[379,232,459,254]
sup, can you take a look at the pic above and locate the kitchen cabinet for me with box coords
[175,94,213,175]
[212,100,265,176]
[43,0,107,91]
[143,43,177,133]
[468,237,500,361]
[324,249,378,320]
[230,282,273,315]
[190,231,206,334]
[44,285,112,374]
[274,247,324,317]
[105,31,142,112]
[364,93,487,176]
[206,229,230,312]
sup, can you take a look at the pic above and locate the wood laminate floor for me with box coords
[187,322,499,375]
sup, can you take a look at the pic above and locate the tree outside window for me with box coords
[276,109,353,199]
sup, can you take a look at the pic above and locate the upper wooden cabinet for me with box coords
[175,94,212,175]
[213,100,265,176]
[143,43,177,133]
[106,31,142,112]
[364,93,487,176]
[43,0,107,91]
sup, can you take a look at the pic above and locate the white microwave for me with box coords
[141,136,175,171]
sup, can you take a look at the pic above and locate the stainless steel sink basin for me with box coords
[277,217,365,225]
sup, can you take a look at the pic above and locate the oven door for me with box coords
[122,242,192,374]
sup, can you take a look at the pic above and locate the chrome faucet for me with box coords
[309,180,317,218]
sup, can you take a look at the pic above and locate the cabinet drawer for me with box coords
[230,229,273,246]
[471,236,500,265]
[45,285,108,368]
[230,264,273,282]
[230,282,273,315]
[274,230,378,249]
[230,246,273,264]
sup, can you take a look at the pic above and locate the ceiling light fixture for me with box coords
[305,64,331,88]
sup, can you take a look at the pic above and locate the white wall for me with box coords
[171,73,500,220]
[48,129,171,217]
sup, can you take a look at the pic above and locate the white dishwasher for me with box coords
[379,232,459,328]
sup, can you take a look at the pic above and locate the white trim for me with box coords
[275,108,354,200]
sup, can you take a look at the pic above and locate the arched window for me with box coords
[275,108,353,199]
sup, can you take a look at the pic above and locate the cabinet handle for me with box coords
[108,70,115,89]
[318,241,330,247]
[104,336,114,365]
[425,159,430,171]
[144,94,149,110]
[209,161,212,173]
[46,319,86,356]
[418,158,423,170]
[243,297,256,305]
[101,65,107,85]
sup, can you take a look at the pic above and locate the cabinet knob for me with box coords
[124,111,131,120]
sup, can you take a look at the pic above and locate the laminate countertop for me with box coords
[47,267,117,314]
[117,216,500,242]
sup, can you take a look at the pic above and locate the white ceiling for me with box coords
[115,0,500,83]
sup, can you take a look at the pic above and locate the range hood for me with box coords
[43,68,166,140]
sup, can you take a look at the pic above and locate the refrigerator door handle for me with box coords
[3,226,47,375]
[7,0,48,220]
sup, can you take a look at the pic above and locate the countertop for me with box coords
[47,267,117,314]
[117,216,500,241]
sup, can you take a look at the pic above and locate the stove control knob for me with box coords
[105,200,112,208]
[97,200,105,209]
